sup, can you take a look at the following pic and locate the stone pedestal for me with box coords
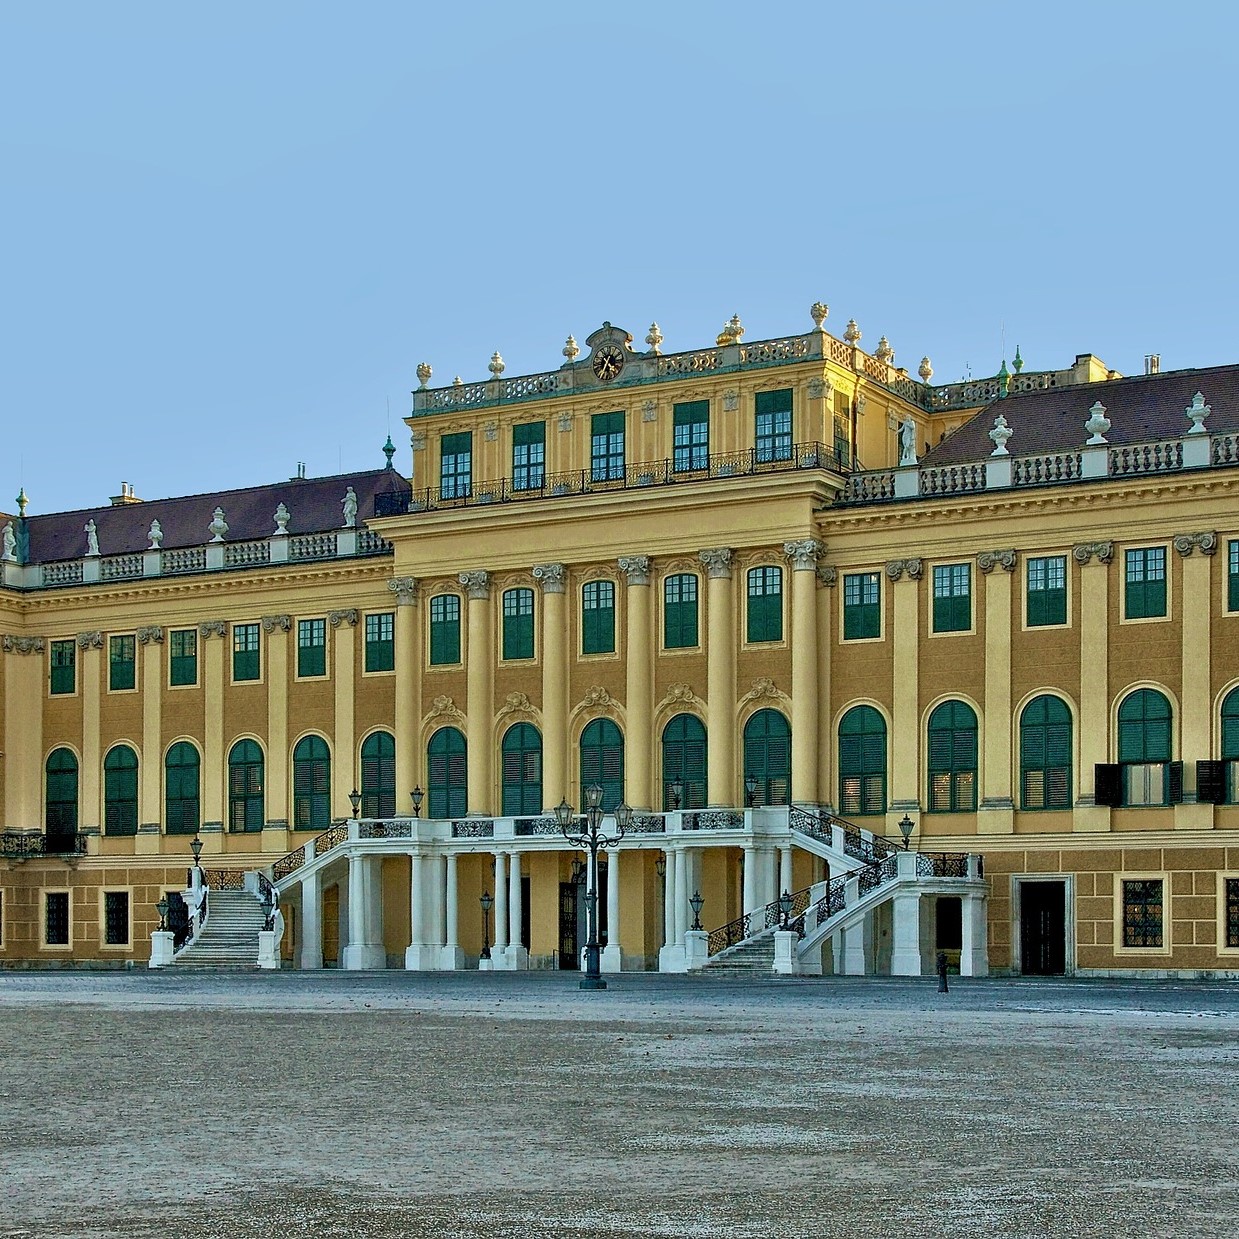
[342,943,386,970]
[658,943,687,974]
[684,930,708,972]
[257,929,280,970]
[772,930,800,975]
[148,930,175,969]
[600,943,623,973]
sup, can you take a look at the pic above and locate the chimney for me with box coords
[1144,354,1160,375]
[109,481,143,506]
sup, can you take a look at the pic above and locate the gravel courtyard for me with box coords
[0,971,1235,1239]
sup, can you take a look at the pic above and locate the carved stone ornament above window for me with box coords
[1172,531,1218,557]
[1072,541,1114,566]
[885,558,923,582]
[977,549,1017,574]
[260,615,291,634]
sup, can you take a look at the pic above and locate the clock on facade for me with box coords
[591,343,626,382]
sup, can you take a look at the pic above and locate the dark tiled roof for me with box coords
[922,363,1239,466]
[21,468,410,564]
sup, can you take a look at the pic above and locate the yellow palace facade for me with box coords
[2,307,1238,978]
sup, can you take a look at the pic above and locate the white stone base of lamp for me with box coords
[403,943,440,971]
[683,930,709,972]
[600,944,623,973]
[772,930,800,975]
[257,929,280,970]
[438,944,465,971]
[148,930,175,969]
[658,942,687,973]
[343,943,386,970]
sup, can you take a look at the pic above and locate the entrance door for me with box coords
[558,882,578,969]
[1020,880,1066,975]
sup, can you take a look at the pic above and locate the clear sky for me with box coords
[3,1,1236,514]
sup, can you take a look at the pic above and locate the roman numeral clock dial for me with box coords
[591,344,625,382]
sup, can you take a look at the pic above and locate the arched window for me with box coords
[1117,689,1173,806]
[661,714,707,810]
[501,724,542,816]
[104,744,139,836]
[1020,696,1072,810]
[45,748,79,841]
[839,706,886,816]
[1220,687,1239,804]
[427,727,467,819]
[744,709,791,807]
[228,740,265,832]
[580,719,624,811]
[292,735,331,831]
[165,742,201,835]
[360,732,396,818]
[927,700,978,812]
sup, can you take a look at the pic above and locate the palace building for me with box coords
[2,306,1238,978]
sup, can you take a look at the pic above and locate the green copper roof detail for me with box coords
[382,435,396,468]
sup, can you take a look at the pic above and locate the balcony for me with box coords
[0,831,89,860]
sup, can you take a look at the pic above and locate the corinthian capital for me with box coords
[387,576,419,606]
[699,547,733,579]
[783,539,824,571]
[1172,531,1218,557]
[617,555,651,586]
[459,570,491,600]
[532,563,567,594]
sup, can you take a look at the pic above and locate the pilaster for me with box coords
[886,559,922,811]
[784,539,822,803]
[978,550,1016,834]
[200,620,227,832]
[388,577,421,805]
[700,548,735,805]
[138,627,163,831]
[1073,542,1113,831]
[1175,532,1216,824]
[78,632,103,832]
[262,615,291,829]
[619,555,653,809]
[533,564,568,809]
[3,636,43,828]
[330,609,358,820]
[461,570,493,815]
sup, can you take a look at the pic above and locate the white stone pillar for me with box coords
[674,846,690,945]
[779,846,793,898]
[299,868,323,970]
[960,893,990,977]
[663,852,675,945]
[890,890,922,976]
[742,844,758,914]
[601,848,622,972]
[441,851,464,969]
[493,852,509,953]
[506,851,527,969]
[342,853,368,969]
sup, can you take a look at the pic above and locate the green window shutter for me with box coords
[1019,695,1073,811]
[1221,688,1239,759]
[170,629,197,686]
[45,748,79,835]
[428,727,467,818]
[1126,548,1167,619]
[292,736,331,830]
[838,706,887,815]
[429,595,461,665]
[590,412,625,482]
[746,567,783,642]
[512,422,546,491]
[580,719,624,811]
[228,740,264,832]
[672,401,710,472]
[360,732,396,818]
[502,589,535,660]
[50,640,75,695]
[843,573,880,640]
[165,742,201,834]
[754,389,793,463]
[104,745,138,836]
[1027,556,1067,627]
[233,624,260,681]
[660,713,707,809]
[501,723,542,816]
[109,635,136,691]
[933,565,971,633]
[1118,689,1172,763]
[364,612,394,673]
[1229,542,1239,612]
[582,581,615,654]
[664,574,699,648]
[298,619,326,677]
[744,708,791,807]
[440,432,472,498]
[927,701,977,812]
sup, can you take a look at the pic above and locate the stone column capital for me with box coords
[885,558,923,582]
[699,547,733,579]
[783,538,824,570]
[618,555,651,586]
[1072,541,1114,566]
[2,635,45,655]
[387,576,420,605]
[199,620,228,638]
[816,565,837,588]
[532,563,567,594]
[328,609,359,628]
[260,614,291,634]
[977,549,1017,574]
[459,570,491,600]
[1173,531,1218,557]
[136,626,164,645]
[77,631,103,650]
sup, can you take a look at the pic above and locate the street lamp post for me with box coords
[479,891,494,962]
[410,786,424,818]
[555,783,631,991]
[155,896,169,932]
[744,773,758,807]
[689,890,704,931]
[898,814,915,850]
[349,788,362,818]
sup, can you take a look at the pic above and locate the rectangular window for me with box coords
[755,388,793,463]
[591,412,625,483]
[1027,555,1067,627]
[364,612,395,673]
[429,595,461,666]
[843,572,881,640]
[297,618,327,678]
[1229,541,1239,613]
[440,431,472,499]
[746,566,783,642]
[233,623,260,681]
[1122,878,1163,947]
[1226,877,1239,949]
[1124,761,1183,807]
[103,891,130,947]
[109,634,136,691]
[1125,546,1167,619]
[512,422,546,492]
[50,639,75,695]
[582,581,616,655]
[502,588,535,660]
[170,628,198,686]
[672,400,709,473]
[45,891,69,946]
[932,564,972,633]
[664,574,699,649]
[832,392,851,468]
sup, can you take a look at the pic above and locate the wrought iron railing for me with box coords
[916,852,969,878]
[358,819,414,839]
[0,831,88,859]
[272,844,306,882]
[514,816,560,837]
[706,885,814,957]
[452,819,494,838]
[204,868,246,891]
[682,810,744,831]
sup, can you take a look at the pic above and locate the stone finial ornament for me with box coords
[273,504,290,536]
[342,487,357,529]
[1,522,16,561]
[918,356,934,383]
[1012,345,1024,374]
[382,435,396,468]
[1084,401,1111,445]
[844,319,861,345]
[562,335,580,363]
[84,519,99,557]
[645,323,663,355]
[810,302,828,329]
[1185,391,1211,434]
[488,352,505,379]
[874,336,894,364]
[209,507,229,542]
[16,488,28,518]
[147,519,163,550]
[416,362,432,389]
[898,417,919,467]
[717,315,744,346]
[989,414,1013,456]
[453,376,463,387]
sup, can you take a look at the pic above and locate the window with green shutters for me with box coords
[755,389,793,462]
[50,639,75,695]
[170,628,197,686]
[579,719,624,811]
[228,739,264,832]
[103,891,130,947]
[429,594,461,665]
[743,709,791,806]
[746,566,783,642]
[838,706,886,816]
[501,723,542,816]
[1222,687,1239,803]
[1125,547,1167,619]
[582,581,615,654]
[672,400,709,472]
[1019,695,1072,810]
[364,612,394,672]
[661,713,707,809]
[843,572,881,640]
[297,618,326,677]
[502,588,535,660]
[45,748,78,838]
[832,392,852,468]
[664,574,699,649]
[512,422,546,491]
[427,726,467,819]
[1122,878,1163,947]
[1229,541,1239,612]
[109,634,136,691]
[293,735,331,830]
[233,623,260,681]
[1027,555,1067,627]
[932,564,972,633]
[1118,688,1173,806]
[591,412,625,482]
[440,431,472,499]
[360,731,396,818]
[927,700,978,812]
[165,741,201,834]
[104,745,139,836]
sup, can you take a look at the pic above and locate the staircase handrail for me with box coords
[788,805,902,864]
[256,872,279,932]
[706,884,814,957]
[271,821,351,883]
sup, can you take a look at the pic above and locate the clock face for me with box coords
[591,343,626,382]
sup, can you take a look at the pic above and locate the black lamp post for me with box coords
[778,888,793,930]
[155,896,169,932]
[655,854,666,879]
[479,890,493,961]
[689,890,704,931]
[744,773,758,808]
[898,814,915,850]
[189,833,203,868]
[669,778,684,810]
[349,788,362,818]
[555,783,631,991]
[411,786,424,818]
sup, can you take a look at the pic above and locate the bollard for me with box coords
[936,950,949,994]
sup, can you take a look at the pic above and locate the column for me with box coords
[442,851,464,969]
[700,548,735,806]
[888,560,921,819]
[1074,542,1112,831]
[1176,534,1215,826]
[619,556,653,809]
[365,855,384,959]
[137,628,163,833]
[674,846,690,944]
[262,615,291,829]
[784,540,822,804]
[533,564,568,809]
[779,845,793,897]
[601,847,622,972]
[959,893,990,977]
[817,567,836,806]
[299,868,323,969]
[202,620,226,833]
[461,571,493,815]
[389,578,421,807]
[78,633,102,833]
[662,851,675,947]
[890,890,923,976]
[742,843,758,914]
[493,851,509,953]
[331,610,358,820]
[343,852,367,969]
[405,849,431,970]
[3,639,43,829]
[978,551,1016,834]
[507,850,527,968]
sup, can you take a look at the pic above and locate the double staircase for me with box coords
[172,890,269,967]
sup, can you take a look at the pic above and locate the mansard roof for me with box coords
[21,467,408,565]
[922,363,1239,466]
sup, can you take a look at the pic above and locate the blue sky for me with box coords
[2,1,1235,512]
